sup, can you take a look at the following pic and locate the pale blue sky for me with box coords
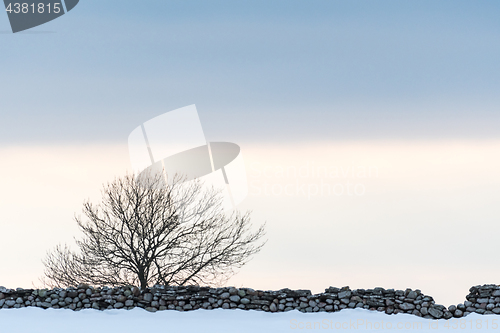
[1,0,500,144]
[2,1,500,305]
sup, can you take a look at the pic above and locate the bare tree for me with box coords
[43,172,266,290]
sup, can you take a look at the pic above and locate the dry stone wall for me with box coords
[1,284,499,319]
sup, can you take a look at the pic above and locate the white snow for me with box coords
[0,307,498,332]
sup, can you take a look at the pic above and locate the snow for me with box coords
[0,307,498,332]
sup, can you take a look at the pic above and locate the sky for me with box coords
[1,0,500,306]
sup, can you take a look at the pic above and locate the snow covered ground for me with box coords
[1,308,498,333]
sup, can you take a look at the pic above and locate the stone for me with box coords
[220,292,230,299]
[16,298,24,304]
[367,300,385,307]
[443,311,453,319]
[270,303,277,312]
[493,290,500,297]
[428,307,443,319]
[448,305,456,312]
[229,295,240,303]
[399,303,415,311]
[406,291,418,299]
[492,308,500,314]
[454,309,463,317]
[221,303,229,309]
[143,293,153,302]
[40,302,51,309]
[338,291,351,299]
[145,307,157,312]
[240,298,250,305]
[238,290,246,297]
[117,295,127,303]
[350,296,362,302]
[114,302,124,309]
[130,287,140,297]
[228,287,238,295]
[5,300,16,307]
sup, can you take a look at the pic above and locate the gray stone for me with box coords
[229,295,240,303]
[238,290,246,297]
[309,300,317,307]
[270,303,277,312]
[114,302,124,309]
[220,292,230,299]
[125,300,134,306]
[184,304,193,310]
[493,290,500,297]
[240,298,250,305]
[117,295,127,303]
[420,307,428,315]
[5,300,16,307]
[228,287,238,295]
[338,291,351,299]
[492,308,500,314]
[448,305,456,312]
[399,303,415,311]
[145,307,157,312]
[143,293,153,302]
[454,309,463,317]
[40,302,51,309]
[487,304,495,310]
[16,298,24,304]
[407,291,418,299]
[428,307,443,319]
[221,303,230,309]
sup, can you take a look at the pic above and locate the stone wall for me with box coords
[0,284,499,319]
